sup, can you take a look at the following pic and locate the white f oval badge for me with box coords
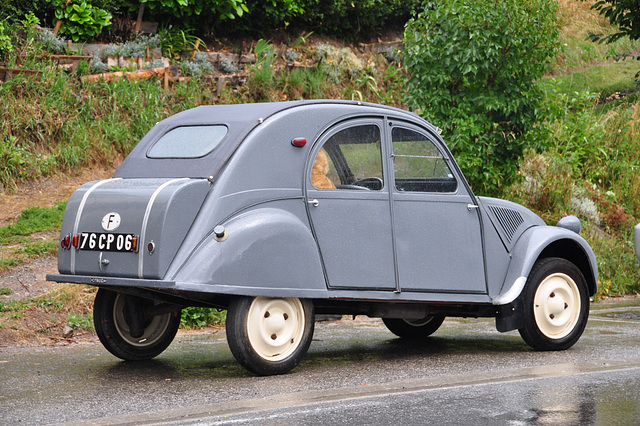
[101,212,121,231]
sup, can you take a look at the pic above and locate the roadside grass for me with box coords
[541,60,640,100]
[0,203,66,273]
[0,283,96,335]
[550,0,640,76]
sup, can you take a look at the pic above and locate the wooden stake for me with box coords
[135,3,145,33]
[192,40,200,59]
[53,0,71,36]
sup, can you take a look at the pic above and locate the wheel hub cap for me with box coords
[247,297,305,361]
[533,273,581,339]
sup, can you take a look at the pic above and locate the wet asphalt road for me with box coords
[1,297,640,425]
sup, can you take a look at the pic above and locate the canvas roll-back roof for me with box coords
[113,100,420,179]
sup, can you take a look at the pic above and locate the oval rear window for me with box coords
[147,125,228,158]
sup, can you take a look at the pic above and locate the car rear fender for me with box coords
[170,205,327,296]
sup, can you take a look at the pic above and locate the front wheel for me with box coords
[518,257,589,351]
[382,315,445,339]
[93,289,181,361]
[226,296,314,376]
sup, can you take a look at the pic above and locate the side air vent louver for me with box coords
[488,205,524,243]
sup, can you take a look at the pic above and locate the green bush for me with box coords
[180,307,226,328]
[403,0,559,196]
[0,0,54,25]
[214,0,419,39]
[0,22,15,60]
[121,0,247,31]
[51,0,112,42]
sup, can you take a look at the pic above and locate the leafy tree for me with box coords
[403,0,559,195]
[587,0,640,83]
[123,0,248,30]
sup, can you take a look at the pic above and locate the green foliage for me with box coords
[51,0,112,42]
[247,39,278,100]
[403,0,559,196]
[0,288,13,296]
[36,296,64,310]
[123,0,247,30]
[294,0,419,40]
[67,311,94,329]
[104,34,162,58]
[157,27,203,59]
[588,0,640,85]
[0,203,66,245]
[0,0,53,25]
[0,22,15,60]
[589,0,640,44]
[180,307,226,328]
[180,51,213,77]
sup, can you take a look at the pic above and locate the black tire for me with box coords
[226,296,315,376]
[382,315,445,339]
[518,257,589,351]
[93,288,181,361]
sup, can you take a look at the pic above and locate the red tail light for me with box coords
[60,234,71,249]
[72,235,80,248]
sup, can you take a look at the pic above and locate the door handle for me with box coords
[467,204,479,211]
[308,199,319,207]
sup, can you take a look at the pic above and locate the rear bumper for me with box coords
[46,273,175,289]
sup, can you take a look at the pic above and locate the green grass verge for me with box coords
[0,203,65,273]
[543,60,639,100]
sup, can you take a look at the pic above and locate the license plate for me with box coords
[79,232,138,252]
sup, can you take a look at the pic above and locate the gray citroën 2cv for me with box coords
[48,100,598,375]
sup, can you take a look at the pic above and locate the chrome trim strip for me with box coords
[138,178,188,278]
[70,179,121,274]
[493,276,527,305]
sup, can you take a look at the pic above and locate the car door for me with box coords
[305,119,396,290]
[389,123,487,294]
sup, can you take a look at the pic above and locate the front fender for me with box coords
[493,225,598,306]
[172,207,327,297]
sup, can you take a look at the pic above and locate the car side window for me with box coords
[392,127,457,193]
[312,124,384,190]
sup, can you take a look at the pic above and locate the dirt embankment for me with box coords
[0,168,114,348]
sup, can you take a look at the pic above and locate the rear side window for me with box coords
[392,127,457,193]
[147,125,228,158]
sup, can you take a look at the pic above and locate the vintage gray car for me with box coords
[48,100,598,375]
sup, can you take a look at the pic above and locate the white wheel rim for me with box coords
[533,272,581,339]
[113,294,172,347]
[246,297,305,362]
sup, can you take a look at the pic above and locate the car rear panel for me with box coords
[57,178,210,279]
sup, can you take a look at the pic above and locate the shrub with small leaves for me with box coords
[90,54,109,73]
[404,0,560,196]
[0,22,14,59]
[314,43,363,82]
[284,49,298,62]
[180,51,213,77]
[219,57,237,73]
[38,28,66,54]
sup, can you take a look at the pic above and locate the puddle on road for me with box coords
[602,311,640,320]
[593,309,640,321]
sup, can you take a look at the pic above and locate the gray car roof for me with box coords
[114,100,421,179]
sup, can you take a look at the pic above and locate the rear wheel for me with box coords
[93,289,181,361]
[382,315,445,339]
[226,296,314,376]
[518,257,589,351]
